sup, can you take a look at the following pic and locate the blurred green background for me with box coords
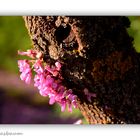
[128,16,140,52]
[0,16,139,124]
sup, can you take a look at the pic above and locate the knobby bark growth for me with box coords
[23,16,140,124]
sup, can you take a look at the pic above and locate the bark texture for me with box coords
[23,16,140,124]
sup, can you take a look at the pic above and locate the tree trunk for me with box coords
[23,16,140,124]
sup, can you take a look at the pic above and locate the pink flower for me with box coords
[18,49,78,112]
[33,60,44,74]
[61,99,66,112]
[49,95,56,105]
[84,88,96,102]
[55,62,61,71]
[68,102,72,112]
[18,50,37,58]
[18,60,32,84]
[45,65,59,77]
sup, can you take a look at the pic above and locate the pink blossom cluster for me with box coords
[18,60,32,84]
[17,49,77,112]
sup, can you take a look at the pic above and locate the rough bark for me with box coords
[23,16,140,124]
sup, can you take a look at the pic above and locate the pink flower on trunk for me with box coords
[18,60,32,84]
[17,49,78,112]
[18,50,37,58]
[84,88,96,102]
[33,60,77,112]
